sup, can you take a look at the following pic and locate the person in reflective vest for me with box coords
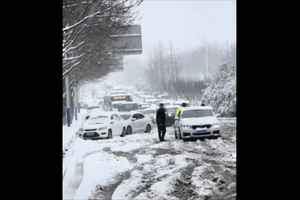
[174,102,188,136]
[175,102,187,119]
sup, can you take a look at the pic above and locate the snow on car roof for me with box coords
[88,109,114,117]
[112,101,137,105]
[182,106,213,111]
[173,100,189,104]
[110,92,130,96]
[141,107,156,111]
[119,110,143,116]
[112,100,127,104]
[160,100,175,104]
[165,105,178,109]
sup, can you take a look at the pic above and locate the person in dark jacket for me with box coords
[156,103,166,141]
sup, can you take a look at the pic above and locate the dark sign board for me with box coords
[110,25,142,55]
[111,96,130,101]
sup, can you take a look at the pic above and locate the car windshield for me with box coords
[120,114,131,120]
[181,109,213,118]
[114,103,139,112]
[88,115,109,124]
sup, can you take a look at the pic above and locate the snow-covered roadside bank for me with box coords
[74,151,133,199]
[69,134,158,200]
[63,109,88,186]
[63,139,103,200]
[64,132,159,200]
[63,109,87,152]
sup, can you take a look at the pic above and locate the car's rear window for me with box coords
[120,114,131,120]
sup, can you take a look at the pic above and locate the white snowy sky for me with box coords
[137,0,236,55]
[123,0,236,80]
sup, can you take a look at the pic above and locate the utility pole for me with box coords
[73,82,80,120]
[74,85,78,121]
[76,83,80,114]
[206,45,209,79]
[65,75,71,127]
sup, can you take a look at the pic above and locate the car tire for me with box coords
[108,129,113,139]
[127,126,132,135]
[145,124,151,133]
[212,135,221,139]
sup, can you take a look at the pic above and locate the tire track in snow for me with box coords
[63,157,84,200]
[63,147,106,200]
[66,133,158,200]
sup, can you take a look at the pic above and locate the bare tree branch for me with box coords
[63,0,144,81]
[63,10,101,32]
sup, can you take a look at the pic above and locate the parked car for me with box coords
[159,99,174,107]
[77,111,126,140]
[157,92,169,99]
[165,105,177,127]
[140,108,157,124]
[173,99,190,106]
[120,112,153,135]
[144,98,160,105]
[175,106,221,141]
[138,102,152,110]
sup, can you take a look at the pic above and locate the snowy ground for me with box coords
[63,119,236,200]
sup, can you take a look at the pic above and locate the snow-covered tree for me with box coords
[63,0,143,82]
[201,45,236,117]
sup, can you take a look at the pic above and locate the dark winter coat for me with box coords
[156,107,166,126]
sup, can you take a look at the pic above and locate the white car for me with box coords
[175,106,221,141]
[138,102,152,110]
[173,100,190,106]
[159,99,174,107]
[120,112,153,135]
[140,107,157,124]
[77,110,126,140]
[144,98,160,105]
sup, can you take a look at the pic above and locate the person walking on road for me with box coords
[156,103,166,142]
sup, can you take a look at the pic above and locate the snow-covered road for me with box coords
[63,118,236,200]
[63,74,236,200]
